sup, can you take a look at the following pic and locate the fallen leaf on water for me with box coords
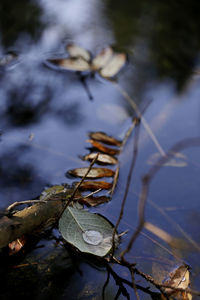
[87,139,120,156]
[109,166,119,196]
[67,167,115,178]
[99,53,127,78]
[75,180,112,191]
[48,57,90,72]
[79,195,110,207]
[91,47,114,70]
[82,152,118,165]
[66,43,91,61]
[89,131,122,146]
[147,152,187,167]
[162,264,192,299]
[59,206,118,256]
[8,236,26,255]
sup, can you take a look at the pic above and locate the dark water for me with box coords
[0,0,200,299]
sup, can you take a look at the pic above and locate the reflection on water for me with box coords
[0,0,200,299]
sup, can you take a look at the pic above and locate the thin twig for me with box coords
[6,200,47,213]
[102,269,111,300]
[130,268,140,300]
[111,122,140,256]
[113,81,166,157]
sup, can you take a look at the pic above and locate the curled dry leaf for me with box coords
[162,264,192,299]
[75,180,112,191]
[91,47,114,70]
[99,53,127,78]
[8,236,26,255]
[82,152,118,165]
[68,167,115,178]
[87,139,120,156]
[48,57,90,72]
[89,131,122,146]
[66,43,91,61]
[79,195,110,207]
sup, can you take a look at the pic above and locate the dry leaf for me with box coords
[99,53,127,78]
[82,153,118,165]
[89,131,122,146]
[91,47,114,70]
[66,43,91,61]
[48,57,90,72]
[68,167,115,178]
[79,195,110,207]
[110,166,119,196]
[8,236,26,255]
[162,264,192,299]
[87,139,120,156]
[75,181,112,191]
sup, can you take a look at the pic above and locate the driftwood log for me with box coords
[0,189,74,249]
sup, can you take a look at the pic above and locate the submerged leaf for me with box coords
[67,167,115,178]
[48,57,90,72]
[59,207,118,256]
[91,47,114,70]
[99,53,127,78]
[75,180,112,191]
[66,43,91,61]
[147,152,187,167]
[87,139,120,156]
[89,131,122,146]
[82,153,118,165]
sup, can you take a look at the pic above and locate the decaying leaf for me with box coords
[48,57,90,72]
[91,47,114,70]
[75,180,112,191]
[59,206,118,256]
[68,167,115,178]
[66,43,91,61]
[99,53,127,78]
[89,131,122,146]
[162,264,192,299]
[8,236,26,255]
[82,152,118,165]
[79,195,110,207]
[87,139,120,156]
[147,152,187,167]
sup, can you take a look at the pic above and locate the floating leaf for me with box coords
[59,206,118,256]
[79,195,110,207]
[8,236,26,255]
[110,166,119,196]
[89,131,122,146]
[75,181,112,191]
[67,167,115,178]
[87,139,120,156]
[162,264,191,299]
[48,57,90,72]
[91,47,114,70]
[99,53,127,78]
[66,43,91,61]
[147,152,187,167]
[82,153,118,165]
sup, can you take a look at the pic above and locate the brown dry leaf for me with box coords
[99,53,127,78]
[87,139,120,156]
[8,236,26,255]
[162,264,192,299]
[66,43,91,61]
[48,57,90,72]
[89,131,122,146]
[68,167,115,178]
[75,181,112,191]
[79,195,110,207]
[91,47,114,70]
[110,166,119,196]
[82,153,118,165]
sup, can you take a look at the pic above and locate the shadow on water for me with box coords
[0,0,200,299]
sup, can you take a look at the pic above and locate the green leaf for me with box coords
[59,207,118,257]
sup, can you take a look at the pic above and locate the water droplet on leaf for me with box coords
[83,230,103,245]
